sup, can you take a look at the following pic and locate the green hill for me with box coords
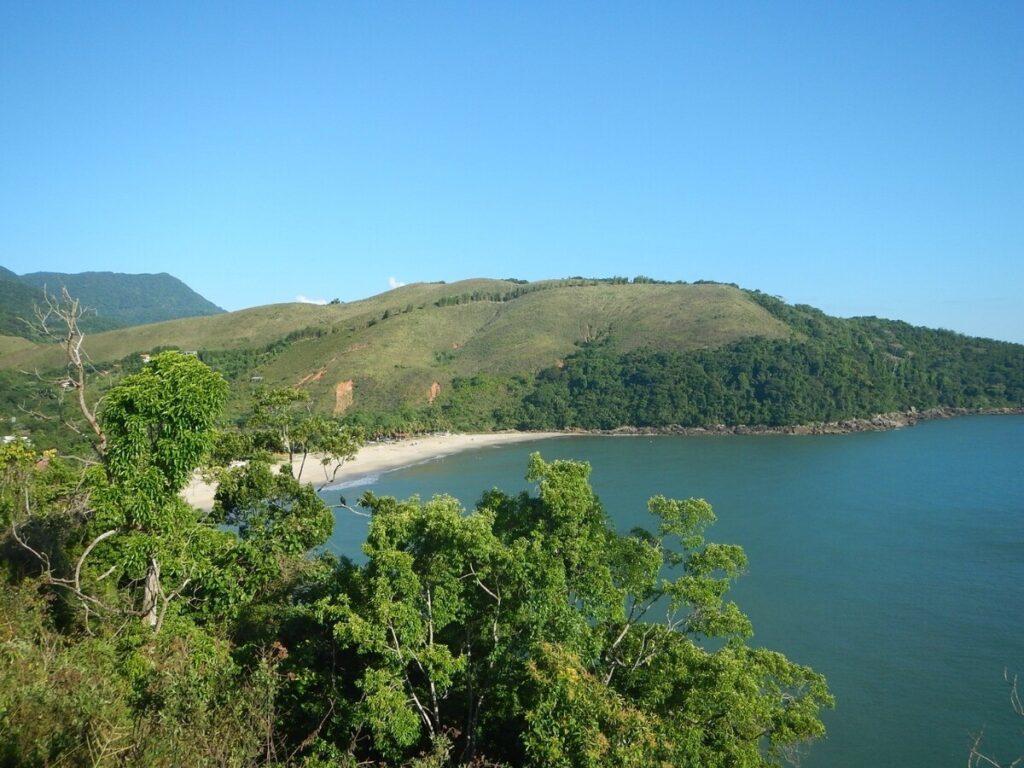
[2,277,1022,443]
[0,278,789,410]
[515,296,1024,430]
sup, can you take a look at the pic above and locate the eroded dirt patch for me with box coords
[334,379,355,414]
[297,367,328,386]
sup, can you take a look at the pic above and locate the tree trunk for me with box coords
[142,557,160,629]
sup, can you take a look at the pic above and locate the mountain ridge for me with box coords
[0,266,224,345]
[15,269,225,327]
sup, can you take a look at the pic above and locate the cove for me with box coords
[322,416,1024,767]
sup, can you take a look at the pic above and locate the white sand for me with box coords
[182,431,565,511]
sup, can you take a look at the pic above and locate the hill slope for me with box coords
[0,335,36,356]
[0,279,790,412]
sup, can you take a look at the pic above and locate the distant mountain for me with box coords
[0,274,47,340]
[0,268,224,342]
[16,270,224,328]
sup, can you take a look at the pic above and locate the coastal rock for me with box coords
[587,407,1024,438]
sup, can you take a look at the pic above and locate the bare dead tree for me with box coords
[34,286,107,455]
[6,288,121,629]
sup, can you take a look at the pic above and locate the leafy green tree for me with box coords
[86,351,229,629]
[1,350,283,766]
[212,460,335,598]
[246,387,364,483]
[290,415,364,488]
[249,385,311,461]
[306,453,831,766]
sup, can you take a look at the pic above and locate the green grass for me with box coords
[0,335,37,357]
[252,281,791,413]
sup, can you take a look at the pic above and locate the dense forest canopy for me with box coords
[420,292,1024,434]
[511,318,1024,430]
[0,267,224,345]
[15,270,225,328]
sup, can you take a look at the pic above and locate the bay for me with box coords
[322,416,1024,767]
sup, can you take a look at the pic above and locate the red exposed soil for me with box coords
[334,380,355,414]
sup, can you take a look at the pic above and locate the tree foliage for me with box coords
[514,316,1024,430]
[279,454,832,766]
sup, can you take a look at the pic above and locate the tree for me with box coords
[212,459,335,596]
[4,295,336,762]
[290,415,364,489]
[307,453,832,766]
[32,286,107,454]
[9,307,233,631]
[248,386,310,462]
[88,351,229,629]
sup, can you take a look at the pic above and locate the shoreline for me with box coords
[182,407,1023,510]
[182,431,565,511]
[579,406,1024,437]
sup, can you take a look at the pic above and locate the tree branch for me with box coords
[73,528,118,594]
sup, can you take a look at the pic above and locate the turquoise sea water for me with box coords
[323,416,1024,766]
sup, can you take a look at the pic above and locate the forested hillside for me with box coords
[512,294,1024,430]
[17,269,224,327]
[0,277,48,340]
[2,278,1023,446]
[1,266,223,344]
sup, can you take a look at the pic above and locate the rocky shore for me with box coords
[587,406,1024,437]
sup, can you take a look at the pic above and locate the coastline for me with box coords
[182,431,565,511]
[580,406,1024,437]
[182,407,1023,511]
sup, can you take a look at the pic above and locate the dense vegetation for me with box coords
[1,267,224,337]
[360,310,1024,436]
[511,315,1024,430]
[2,288,1021,764]
[2,269,124,339]
[0,347,833,766]
[0,274,50,340]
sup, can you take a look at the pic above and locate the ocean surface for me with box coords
[322,416,1024,766]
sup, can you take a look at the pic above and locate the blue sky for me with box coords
[1,2,1022,342]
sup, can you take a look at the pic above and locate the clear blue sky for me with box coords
[2,2,1022,342]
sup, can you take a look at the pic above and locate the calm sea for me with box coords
[323,416,1024,767]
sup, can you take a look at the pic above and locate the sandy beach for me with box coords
[182,431,564,511]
